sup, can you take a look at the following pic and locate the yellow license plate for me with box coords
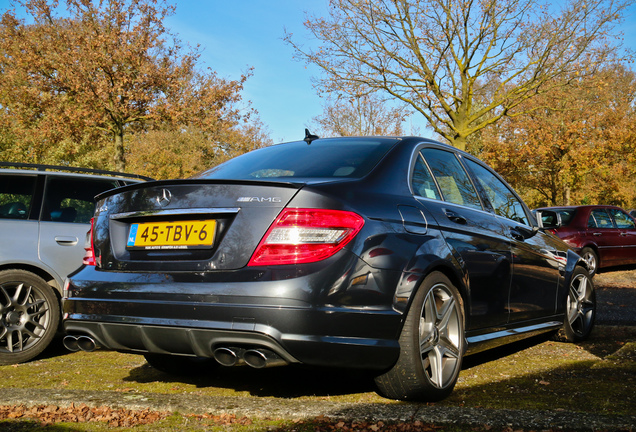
[127,220,216,250]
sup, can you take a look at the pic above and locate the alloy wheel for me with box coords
[566,272,595,338]
[418,283,462,389]
[582,250,597,276]
[0,281,52,354]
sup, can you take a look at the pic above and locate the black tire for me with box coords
[563,266,596,342]
[0,270,60,365]
[580,247,598,277]
[144,353,218,376]
[374,272,465,401]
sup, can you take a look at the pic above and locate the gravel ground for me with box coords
[595,270,636,325]
[2,387,636,431]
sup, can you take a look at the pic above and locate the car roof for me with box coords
[0,162,152,182]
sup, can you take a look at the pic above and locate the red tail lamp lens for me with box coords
[248,208,364,266]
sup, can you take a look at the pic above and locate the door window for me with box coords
[0,175,36,219]
[42,177,119,224]
[464,159,529,226]
[420,149,482,210]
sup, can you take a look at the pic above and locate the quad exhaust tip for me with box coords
[213,346,287,369]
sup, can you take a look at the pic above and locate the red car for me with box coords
[534,205,636,276]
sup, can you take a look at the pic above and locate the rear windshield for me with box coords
[195,138,400,180]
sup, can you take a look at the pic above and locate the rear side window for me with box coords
[539,210,559,228]
[0,175,36,219]
[411,154,441,200]
[196,138,399,180]
[557,210,576,226]
[588,209,614,228]
[420,148,482,210]
[42,177,119,224]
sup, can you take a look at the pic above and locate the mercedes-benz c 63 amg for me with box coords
[62,135,595,401]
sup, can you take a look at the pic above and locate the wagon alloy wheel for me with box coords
[374,272,465,401]
[419,284,462,389]
[0,270,60,365]
[564,268,596,342]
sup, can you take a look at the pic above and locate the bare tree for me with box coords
[286,0,632,150]
[310,93,410,136]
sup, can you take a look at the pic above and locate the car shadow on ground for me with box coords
[124,361,378,398]
[119,334,557,399]
[120,325,634,401]
[31,336,74,363]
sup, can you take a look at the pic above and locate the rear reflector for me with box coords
[82,217,96,266]
[248,208,364,266]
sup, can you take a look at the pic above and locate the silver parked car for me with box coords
[0,162,149,365]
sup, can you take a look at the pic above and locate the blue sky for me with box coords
[1,0,635,144]
[162,0,332,143]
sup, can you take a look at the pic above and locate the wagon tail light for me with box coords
[83,217,96,266]
[248,208,364,266]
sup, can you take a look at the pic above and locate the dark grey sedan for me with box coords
[62,135,595,401]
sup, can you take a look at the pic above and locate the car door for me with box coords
[607,208,636,265]
[462,157,561,323]
[38,176,121,282]
[586,208,622,267]
[413,147,513,331]
[0,173,40,270]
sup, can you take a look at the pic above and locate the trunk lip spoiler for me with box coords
[95,177,357,201]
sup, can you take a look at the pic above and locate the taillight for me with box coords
[82,217,96,266]
[248,208,364,266]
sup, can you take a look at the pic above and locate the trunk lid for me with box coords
[92,180,302,272]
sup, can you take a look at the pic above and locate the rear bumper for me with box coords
[62,261,403,370]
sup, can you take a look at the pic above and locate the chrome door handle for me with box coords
[55,236,78,246]
[444,209,467,225]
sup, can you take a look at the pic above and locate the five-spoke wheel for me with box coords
[563,266,596,342]
[375,272,465,401]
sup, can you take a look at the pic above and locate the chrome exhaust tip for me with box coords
[77,335,99,352]
[243,349,287,369]
[63,335,80,352]
[213,347,244,367]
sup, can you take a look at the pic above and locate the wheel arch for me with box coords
[394,257,468,332]
[0,263,63,296]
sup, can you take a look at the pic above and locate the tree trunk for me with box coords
[564,185,571,206]
[114,131,126,172]
[449,135,467,151]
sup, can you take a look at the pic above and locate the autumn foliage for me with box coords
[473,64,636,208]
[0,403,170,427]
[0,0,269,177]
